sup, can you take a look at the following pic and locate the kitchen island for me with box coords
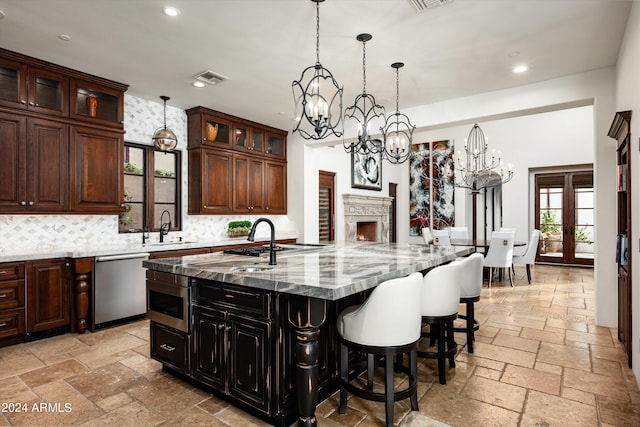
[143,242,473,426]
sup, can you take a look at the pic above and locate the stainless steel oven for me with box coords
[146,270,190,332]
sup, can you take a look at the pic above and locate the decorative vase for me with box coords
[206,122,219,141]
[86,93,98,117]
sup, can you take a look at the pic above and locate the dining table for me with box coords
[450,239,527,249]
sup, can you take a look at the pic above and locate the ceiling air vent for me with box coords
[193,70,228,85]
[409,0,454,12]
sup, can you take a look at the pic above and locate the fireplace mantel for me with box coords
[343,194,393,242]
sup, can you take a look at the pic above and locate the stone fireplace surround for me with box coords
[343,194,393,243]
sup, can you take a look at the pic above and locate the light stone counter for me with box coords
[143,241,474,300]
[0,233,297,262]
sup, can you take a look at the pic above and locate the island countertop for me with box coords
[142,241,474,301]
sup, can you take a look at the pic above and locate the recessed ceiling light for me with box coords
[58,34,71,42]
[512,65,529,74]
[163,6,180,17]
[192,81,205,88]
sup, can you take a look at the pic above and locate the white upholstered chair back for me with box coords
[449,227,470,240]
[484,231,515,269]
[422,228,433,245]
[459,253,484,299]
[337,272,423,347]
[513,229,541,266]
[421,261,462,317]
[431,229,451,246]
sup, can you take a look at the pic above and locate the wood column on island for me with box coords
[71,257,92,334]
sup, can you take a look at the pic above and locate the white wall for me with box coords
[615,1,640,382]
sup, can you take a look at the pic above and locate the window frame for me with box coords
[121,142,181,233]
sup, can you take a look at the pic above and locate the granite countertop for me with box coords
[0,233,297,263]
[143,242,474,300]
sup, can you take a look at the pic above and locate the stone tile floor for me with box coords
[0,264,639,426]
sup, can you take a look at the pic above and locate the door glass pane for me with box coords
[540,187,563,258]
[154,151,179,229]
[0,66,19,101]
[235,126,247,149]
[575,187,594,260]
[34,76,63,110]
[252,130,263,151]
[319,187,330,242]
[267,135,284,156]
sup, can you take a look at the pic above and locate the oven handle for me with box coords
[95,253,150,262]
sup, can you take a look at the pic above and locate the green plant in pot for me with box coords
[228,220,253,237]
[119,191,133,227]
[540,210,562,253]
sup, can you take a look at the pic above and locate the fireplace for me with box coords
[343,194,393,242]
[356,222,377,241]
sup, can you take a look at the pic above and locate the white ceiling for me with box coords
[0,0,632,132]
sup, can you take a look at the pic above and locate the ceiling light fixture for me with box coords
[512,65,529,73]
[344,33,386,154]
[380,62,415,164]
[163,6,180,17]
[292,0,343,141]
[192,81,205,88]
[152,96,178,152]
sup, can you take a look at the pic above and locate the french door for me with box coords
[535,171,594,266]
[319,171,335,242]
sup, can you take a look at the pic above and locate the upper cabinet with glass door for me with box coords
[265,131,286,159]
[70,79,124,128]
[0,57,69,117]
[234,124,265,153]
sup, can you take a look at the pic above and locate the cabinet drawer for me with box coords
[194,280,270,318]
[0,280,25,310]
[0,262,25,281]
[0,308,26,339]
[150,322,189,372]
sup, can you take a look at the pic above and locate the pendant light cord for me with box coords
[163,98,168,130]
[395,67,400,113]
[362,40,367,94]
[315,1,320,64]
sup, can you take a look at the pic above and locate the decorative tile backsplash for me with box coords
[0,94,297,252]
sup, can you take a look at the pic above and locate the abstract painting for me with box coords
[409,140,455,236]
[352,147,382,191]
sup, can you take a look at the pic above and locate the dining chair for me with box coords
[418,260,462,384]
[422,227,433,245]
[431,229,451,246]
[449,226,470,240]
[337,272,423,427]
[484,231,515,287]
[453,253,484,353]
[512,229,541,284]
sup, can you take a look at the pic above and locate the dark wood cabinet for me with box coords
[609,110,632,368]
[150,321,190,374]
[26,259,70,333]
[69,125,123,213]
[0,56,68,117]
[0,112,68,212]
[186,106,287,215]
[0,262,26,344]
[0,48,127,215]
[188,148,233,214]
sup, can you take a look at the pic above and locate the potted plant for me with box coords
[575,226,594,254]
[119,190,133,229]
[124,161,143,175]
[227,220,253,238]
[540,210,562,253]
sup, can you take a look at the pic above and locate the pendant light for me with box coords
[152,95,178,152]
[344,33,386,155]
[292,0,344,141]
[381,62,415,164]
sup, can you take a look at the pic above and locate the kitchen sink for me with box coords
[143,241,197,247]
[230,264,275,273]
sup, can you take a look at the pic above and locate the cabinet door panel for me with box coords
[0,57,27,110]
[28,68,69,117]
[70,126,123,212]
[250,158,265,212]
[201,150,232,213]
[26,259,70,333]
[0,112,26,210]
[192,306,226,389]
[265,161,286,214]
[233,155,250,212]
[27,118,69,211]
[228,314,270,412]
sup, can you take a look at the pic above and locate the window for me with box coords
[120,142,181,233]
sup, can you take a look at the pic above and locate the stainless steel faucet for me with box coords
[159,210,172,243]
[248,218,276,265]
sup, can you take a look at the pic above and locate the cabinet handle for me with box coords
[0,271,6,275]
[266,207,270,210]
[0,322,6,327]
[159,343,175,352]
[203,205,208,209]
[217,324,225,330]
[20,201,26,206]
[0,294,7,298]
[28,201,34,206]
[225,326,231,332]
[29,101,35,106]
[224,294,235,299]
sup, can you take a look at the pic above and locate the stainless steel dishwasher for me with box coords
[94,252,150,327]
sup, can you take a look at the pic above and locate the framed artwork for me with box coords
[351,147,382,191]
[409,140,454,236]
